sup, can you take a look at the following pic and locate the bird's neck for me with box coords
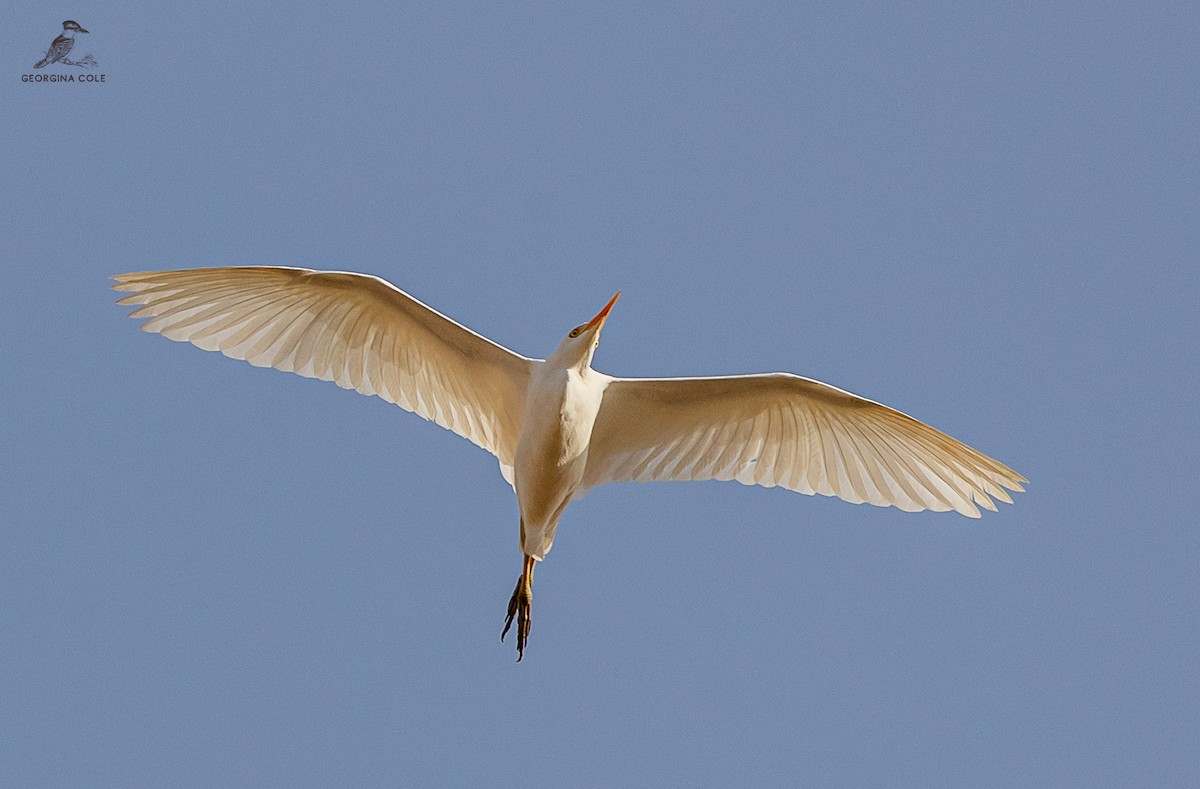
[545,349,595,376]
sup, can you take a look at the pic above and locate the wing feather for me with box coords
[114,267,534,471]
[583,373,1025,517]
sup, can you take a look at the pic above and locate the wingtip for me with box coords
[113,270,165,279]
[111,272,148,291]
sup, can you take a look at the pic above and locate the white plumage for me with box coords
[115,267,530,482]
[115,266,1026,660]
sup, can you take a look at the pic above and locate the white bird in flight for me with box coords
[114,267,1026,660]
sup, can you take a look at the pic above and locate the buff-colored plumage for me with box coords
[584,373,1023,517]
[114,267,532,484]
[115,266,1026,659]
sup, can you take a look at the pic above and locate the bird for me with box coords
[113,266,1026,660]
[34,20,89,68]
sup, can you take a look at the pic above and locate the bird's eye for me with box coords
[568,327,582,338]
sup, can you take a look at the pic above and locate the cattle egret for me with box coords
[114,267,1026,660]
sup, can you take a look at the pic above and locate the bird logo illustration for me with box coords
[34,20,96,69]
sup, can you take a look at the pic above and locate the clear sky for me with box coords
[2,2,1197,786]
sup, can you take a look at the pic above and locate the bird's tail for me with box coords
[33,58,50,68]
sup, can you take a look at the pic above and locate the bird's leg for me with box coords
[501,554,536,661]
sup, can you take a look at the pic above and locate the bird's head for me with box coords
[62,20,89,33]
[549,291,621,370]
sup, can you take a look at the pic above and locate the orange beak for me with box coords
[583,291,621,331]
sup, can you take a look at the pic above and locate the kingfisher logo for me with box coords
[21,20,105,83]
[34,20,96,68]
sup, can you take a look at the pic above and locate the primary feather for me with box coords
[113,267,533,481]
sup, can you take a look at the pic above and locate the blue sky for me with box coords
[2,2,1197,786]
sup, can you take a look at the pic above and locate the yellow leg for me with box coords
[501,554,536,661]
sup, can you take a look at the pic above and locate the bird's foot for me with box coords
[501,559,534,661]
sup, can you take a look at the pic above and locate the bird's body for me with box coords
[114,266,1026,660]
[516,358,609,560]
[35,21,88,68]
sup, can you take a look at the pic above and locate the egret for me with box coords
[114,267,1026,660]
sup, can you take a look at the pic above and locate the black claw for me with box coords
[502,571,532,660]
[502,576,521,642]
[516,606,530,661]
[501,553,535,657]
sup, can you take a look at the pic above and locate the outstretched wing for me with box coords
[114,267,534,479]
[582,373,1025,517]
